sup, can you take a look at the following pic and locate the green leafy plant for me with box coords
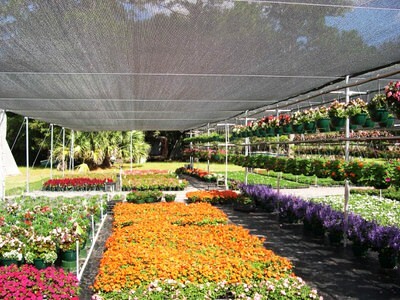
[345,98,368,116]
[367,94,388,110]
[164,194,176,202]
[126,190,163,203]
[360,162,392,189]
[328,100,347,118]
[386,81,400,117]
[314,106,330,120]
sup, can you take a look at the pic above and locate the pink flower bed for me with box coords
[0,265,79,299]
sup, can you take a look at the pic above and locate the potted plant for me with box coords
[164,193,176,202]
[321,207,344,246]
[233,195,256,213]
[346,98,369,126]
[278,114,292,134]
[369,225,400,269]
[24,235,58,269]
[367,94,389,122]
[385,80,400,119]
[328,100,346,129]
[314,106,331,132]
[302,108,317,133]
[347,213,373,257]
[378,113,395,128]
[0,235,24,266]
[290,111,307,133]
[259,115,276,136]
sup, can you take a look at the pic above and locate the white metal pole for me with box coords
[62,127,65,178]
[25,117,29,193]
[225,123,229,190]
[50,124,53,179]
[0,110,5,200]
[244,115,249,185]
[344,75,350,247]
[130,131,133,171]
[76,240,80,276]
[70,130,74,171]
[207,124,210,173]
[189,131,193,168]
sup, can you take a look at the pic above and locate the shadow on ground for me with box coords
[218,206,400,300]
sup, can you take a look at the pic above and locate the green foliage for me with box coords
[94,277,320,300]
[225,171,308,189]
[126,190,163,204]
[367,94,388,110]
[360,162,392,189]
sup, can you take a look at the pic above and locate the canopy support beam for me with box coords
[0,110,5,200]
[50,124,54,179]
[25,117,29,193]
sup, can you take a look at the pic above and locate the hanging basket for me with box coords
[316,118,331,132]
[379,116,395,128]
[292,123,304,134]
[274,127,284,135]
[330,116,346,128]
[282,124,293,134]
[265,127,274,137]
[303,121,316,133]
[350,113,367,126]
[362,118,375,128]
[369,108,389,122]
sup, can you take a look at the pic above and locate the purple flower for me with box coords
[368,224,400,252]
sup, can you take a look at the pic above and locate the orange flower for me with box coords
[93,202,294,294]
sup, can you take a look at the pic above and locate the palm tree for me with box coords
[53,130,150,170]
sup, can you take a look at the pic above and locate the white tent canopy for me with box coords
[0,0,398,132]
[0,109,20,199]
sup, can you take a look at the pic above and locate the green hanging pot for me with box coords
[265,127,275,136]
[350,113,367,126]
[316,118,331,132]
[379,116,395,128]
[330,116,346,128]
[282,124,293,134]
[362,118,375,128]
[292,123,304,134]
[303,121,316,133]
[274,127,284,135]
[369,108,389,122]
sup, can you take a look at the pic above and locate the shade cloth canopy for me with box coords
[0,0,399,131]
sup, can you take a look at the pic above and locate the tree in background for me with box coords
[6,113,150,169]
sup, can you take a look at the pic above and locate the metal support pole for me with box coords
[25,117,29,193]
[207,124,210,173]
[130,131,133,171]
[70,130,74,171]
[244,114,249,185]
[50,124,53,179]
[0,110,5,200]
[189,131,193,168]
[62,127,65,178]
[344,75,350,247]
[76,240,80,276]
[224,123,229,190]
